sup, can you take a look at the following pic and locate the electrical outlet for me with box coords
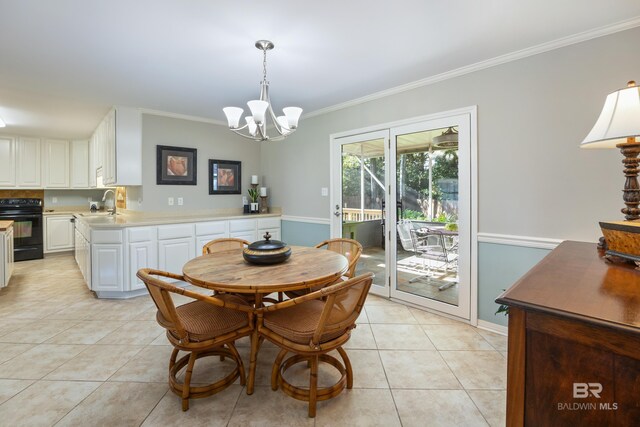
[177,197,183,206]
[168,197,174,206]
[321,187,328,196]
[52,197,58,203]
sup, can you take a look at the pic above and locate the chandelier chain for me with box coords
[262,49,268,82]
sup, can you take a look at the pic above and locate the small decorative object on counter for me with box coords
[243,232,291,265]
[248,188,259,213]
[260,196,269,214]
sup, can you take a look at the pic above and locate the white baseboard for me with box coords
[477,319,508,336]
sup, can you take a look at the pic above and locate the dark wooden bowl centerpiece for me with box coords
[243,232,292,265]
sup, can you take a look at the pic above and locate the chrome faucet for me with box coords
[102,189,116,214]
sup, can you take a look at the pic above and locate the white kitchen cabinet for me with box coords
[16,137,41,187]
[92,244,124,292]
[1,226,13,287]
[158,238,195,279]
[0,137,16,187]
[42,139,70,188]
[258,217,281,241]
[45,215,75,253]
[195,221,228,254]
[157,223,195,280]
[91,106,141,187]
[70,140,89,188]
[229,219,258,242]
[127,227,157,291]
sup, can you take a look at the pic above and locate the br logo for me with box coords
[573,383,602,398]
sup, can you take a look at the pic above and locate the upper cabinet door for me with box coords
[42,139,70,188]
[16,137,41,187]
[71,140,89,188]
[0,137,16,187]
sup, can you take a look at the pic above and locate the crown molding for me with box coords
[304,16,640,119]
[139,108,227,126]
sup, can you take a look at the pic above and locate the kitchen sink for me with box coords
[76,212,119,217]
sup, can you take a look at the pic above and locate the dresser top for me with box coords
[496,241,640,332]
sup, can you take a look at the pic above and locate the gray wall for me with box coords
[44,189,106,208]
[129,114,262,212]
[262,27,640,242]
[261,27,640,324]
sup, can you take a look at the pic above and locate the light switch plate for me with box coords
[168,197,174,206]
[177,197,183,206]
[321,187,328,196]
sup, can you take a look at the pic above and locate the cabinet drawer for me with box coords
[257,217,280,229]
[158,223,194,240]
[229,219,256,233]
[91,229,123,244]
[195,221,227,236]
[127,227,156,243]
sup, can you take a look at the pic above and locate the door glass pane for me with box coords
[341,138,386,290]
[395,127,459,306]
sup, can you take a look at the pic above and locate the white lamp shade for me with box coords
[223,107,243,129]
[581,85,640,149]
[260,187,267,197]
[245,117,257,136]
[283,107,303,129]
[276,116,291,135]
[247,100,269,124]
[251,175,259,184]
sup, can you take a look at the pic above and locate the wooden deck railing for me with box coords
[343,208,383,222]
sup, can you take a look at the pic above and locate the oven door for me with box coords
[0,213,43,247]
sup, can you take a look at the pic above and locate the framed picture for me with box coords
[156,145,197,185]
[209,159,241,194]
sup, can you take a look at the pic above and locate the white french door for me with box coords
[330,108,476,320]
[330,130,390,297]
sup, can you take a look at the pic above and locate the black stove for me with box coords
[0,198,43,261]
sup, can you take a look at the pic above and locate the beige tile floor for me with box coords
[0,253,507,426]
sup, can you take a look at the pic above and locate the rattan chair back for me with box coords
[203,237,250,255]
[315,238,363,278]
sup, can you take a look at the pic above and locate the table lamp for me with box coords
[581,80,640,264]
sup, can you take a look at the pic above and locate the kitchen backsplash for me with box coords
[43,189,106,207]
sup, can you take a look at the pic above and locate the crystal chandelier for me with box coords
[223,40,303,141]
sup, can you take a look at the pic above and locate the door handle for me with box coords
[334,210,342,217]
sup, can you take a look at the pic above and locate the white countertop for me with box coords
[75,211,281,228]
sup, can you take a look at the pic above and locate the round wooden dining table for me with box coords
[182,245,349,299]
[182,245,349,395]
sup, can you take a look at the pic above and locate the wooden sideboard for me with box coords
[496,241,640,426]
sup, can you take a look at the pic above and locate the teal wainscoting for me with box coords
[282,220,330,247]
[477,242,551,327]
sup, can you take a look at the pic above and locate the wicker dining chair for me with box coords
[253,272,374,417]
[202,237,250,255]
[285,238,363,299]
[137,268,254,411]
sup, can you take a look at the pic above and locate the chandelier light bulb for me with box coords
[247,100,269,125]
[223,107,243,129]
[282,107,303,129]
[245,116,257,136]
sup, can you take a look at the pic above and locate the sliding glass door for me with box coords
[331,130,390,297]
[331,109,474,320]
[390,115,471,318]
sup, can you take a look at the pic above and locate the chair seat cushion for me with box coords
[262,299,346,345]
[162,295,250,342]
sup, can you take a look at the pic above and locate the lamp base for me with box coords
[599,220,640,267]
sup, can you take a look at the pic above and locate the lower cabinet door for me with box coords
[158,237,195,281]
[196,233,226,255]
[229,231,257,242]
[129,241,157,291]
[91,244,123,292]
[45,216,75,252]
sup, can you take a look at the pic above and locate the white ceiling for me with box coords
[1,0,640,139]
